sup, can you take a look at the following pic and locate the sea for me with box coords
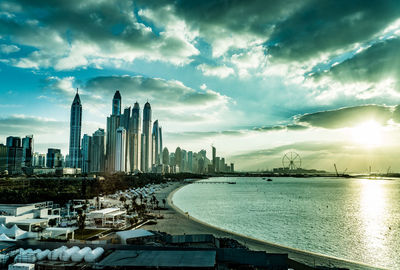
[172,177,400,269]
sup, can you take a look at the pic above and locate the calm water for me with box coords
[173,177,400,269]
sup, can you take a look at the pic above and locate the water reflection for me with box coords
[359,180,388,261]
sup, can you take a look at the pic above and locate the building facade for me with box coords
[69,91,82,168]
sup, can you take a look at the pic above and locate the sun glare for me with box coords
[351,120,383,148]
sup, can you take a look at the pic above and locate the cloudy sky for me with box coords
[1,0,400,172]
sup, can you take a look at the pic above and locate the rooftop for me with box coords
[98,250,216,268]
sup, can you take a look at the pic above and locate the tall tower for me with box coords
[91,128,106,172]
[129,102,141,171]
[112,90,121,116]
[212,146,216,173]
[152,120,162,165]
[22,135,33,168]
[106,90,121,172]
[115,127,126,172]
[142,102,152,172]
[69,90,82,168]
[81,134,92,174]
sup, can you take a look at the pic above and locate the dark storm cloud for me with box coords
[267,0,400,61]
[296,105,394,129]
[84,75,228,106]
[172,0,302,36]
[313,37,400,88]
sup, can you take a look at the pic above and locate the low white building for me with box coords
[0,202,60,232]
[87,208,126,228]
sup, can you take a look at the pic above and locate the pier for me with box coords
[193,181,236,184]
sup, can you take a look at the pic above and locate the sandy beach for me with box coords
[141,181,383,270]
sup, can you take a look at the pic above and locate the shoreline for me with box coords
[142,180,384,270]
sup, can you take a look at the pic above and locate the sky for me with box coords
[1,0,400,172]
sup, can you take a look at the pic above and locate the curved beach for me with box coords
[142,181,383,270]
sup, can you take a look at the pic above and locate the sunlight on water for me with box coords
[359,181,389,263]
[173,177,400,269]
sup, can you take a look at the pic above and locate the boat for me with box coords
[266,179,272,182]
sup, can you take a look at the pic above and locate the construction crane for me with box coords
[334,164,339,177]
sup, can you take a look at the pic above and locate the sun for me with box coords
[351,120,383,148]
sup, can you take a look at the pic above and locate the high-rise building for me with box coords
[212,146,216,172]
[129,102,141,172]
[32,152,46,168]
[22,135,33,168]
[142,102,152,172]
[0,144,7,172]
[115,127,126,172]
[91,128,105,173]
[188,151,193,172]
[230,163,234,173]
[6,136,23,175]
[81,134,92,174]
[69,90,82,168]
[106,90,122,172]
[152,120,162,165]
[112,90,122,115]
[121,107,131,172]
[46,148,62,168]
[174,147,182,169]
[162,147,169,165]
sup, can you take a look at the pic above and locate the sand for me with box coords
[141,181,383,270]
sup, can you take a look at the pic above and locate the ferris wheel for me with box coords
[282,152,301,170]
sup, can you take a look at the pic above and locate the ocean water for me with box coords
[173,177,400,269]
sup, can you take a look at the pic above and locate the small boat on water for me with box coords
[266,178,272,182]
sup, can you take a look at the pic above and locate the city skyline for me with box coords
[1,1,400,171]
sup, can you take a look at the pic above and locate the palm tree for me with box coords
[120,196,126,205]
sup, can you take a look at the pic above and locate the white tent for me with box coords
[9,225,26,238]
[0,233,15,242]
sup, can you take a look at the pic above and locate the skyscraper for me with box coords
[129,102,141,172]
[46,148,62,168]
[175,147,182,169]
[113,90,122,115]
[152,120,162,165]
[22,135,33,168]
[81,134,92,174]
[212,146,216,172]
[142,102,152,172]
[69,90,82,168]
[6,136,23,175]
[106,90,122,172]
[91,128,105,173]
[0,144,7,172]
[162,147,169,165]
[115,127,126,172]
[188,151,193,172]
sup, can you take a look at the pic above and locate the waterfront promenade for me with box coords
[142,181,383,270]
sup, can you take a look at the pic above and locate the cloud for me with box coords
[253,124,308,132]
[196,63,234,78]
[267,0,400,62]
[165,130,245,140]
[0,0,199,70]
[0,44,19,54]
[296,105,395,129]
[0,114,66,136]
[84,75,229,107]
[312,37,400,90]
